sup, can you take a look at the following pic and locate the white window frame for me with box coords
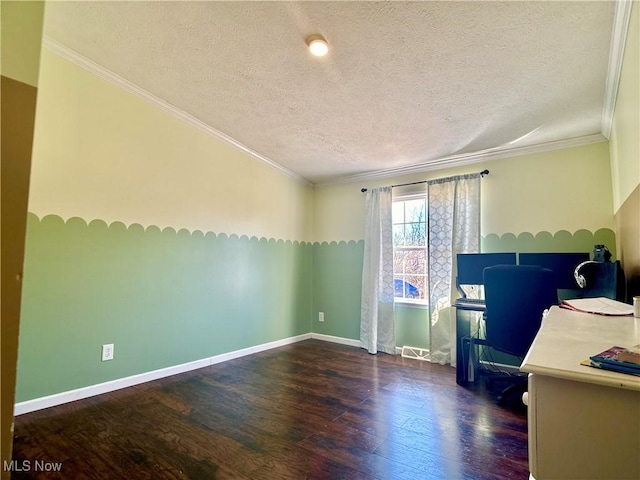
[393,192,428,306]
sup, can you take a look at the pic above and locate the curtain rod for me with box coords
[360,169,489,193]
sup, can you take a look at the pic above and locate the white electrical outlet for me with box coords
[319,312,325,322]
[102,343,114,361]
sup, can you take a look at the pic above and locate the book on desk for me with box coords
[581,345,640,377]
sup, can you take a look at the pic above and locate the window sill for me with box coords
[394,300,429,309]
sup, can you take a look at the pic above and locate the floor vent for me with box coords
[401,346,429,361]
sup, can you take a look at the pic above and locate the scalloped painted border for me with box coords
[28,213,314,247]
[482,228,615,243]
[314,240,365,247]
[27,214,615,254]
[482,228,617,258]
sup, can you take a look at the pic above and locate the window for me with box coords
[392,194,427,303]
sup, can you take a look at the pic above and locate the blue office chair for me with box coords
[477,265,558,404]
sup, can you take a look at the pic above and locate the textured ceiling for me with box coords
[42,1,618,184]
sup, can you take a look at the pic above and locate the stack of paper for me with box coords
[560,297,634,316]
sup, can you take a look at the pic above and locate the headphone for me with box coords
[574,245,612,288]
[574,261,597,288]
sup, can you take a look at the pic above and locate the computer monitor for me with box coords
[518,252,590,289]
[456,253,517,285]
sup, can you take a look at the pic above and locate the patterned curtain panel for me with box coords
[427,174,481,364]
[360,186,396,354]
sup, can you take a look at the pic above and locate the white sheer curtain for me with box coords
[427,174,481,364]
[360,186,396,354]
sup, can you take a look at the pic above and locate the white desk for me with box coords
[521,306,640,480]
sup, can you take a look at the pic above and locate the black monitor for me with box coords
[456,253,517,285]
[518,252,590,289]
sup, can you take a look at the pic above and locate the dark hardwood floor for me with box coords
[10,340,529,479]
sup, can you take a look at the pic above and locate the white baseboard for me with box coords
[310,332,361,348]
[14,332,313,415]
[310,333,407,355]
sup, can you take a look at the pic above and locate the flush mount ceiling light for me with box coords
[306,34,329,57]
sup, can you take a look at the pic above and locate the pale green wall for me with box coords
[312,143,616,341]
[610,1,639,212]
[18,28,623,402]
[17,49,314,401]
[312,241,364,340]
[18,214,312,401]
[483,229,616,257]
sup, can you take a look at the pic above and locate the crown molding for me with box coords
[601,0,634,139]
[42,37,312,187]
[44,4,625,190]
[317,133,607,187]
